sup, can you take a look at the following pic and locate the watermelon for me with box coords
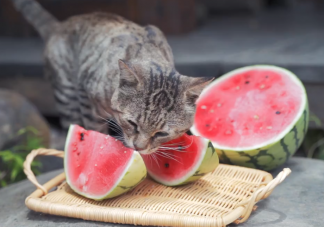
[141,133,219,186]
[191,65,308,171]
[64,124,147,200]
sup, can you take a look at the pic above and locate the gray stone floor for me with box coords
[0,157,323,227]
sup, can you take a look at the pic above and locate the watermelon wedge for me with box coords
[141,134,219,186]
[191,65,308,171]
[64,124,147,200]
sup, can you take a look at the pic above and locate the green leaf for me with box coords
[1,154,14,162]
[31,161,42,168]
[0,150,13,157]
[0,126,44,187]
[14,155,24,167]
[17,126,39,136]
[0,180,7,187]
[10,167,19,181]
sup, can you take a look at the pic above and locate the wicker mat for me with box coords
[24,148,291,227]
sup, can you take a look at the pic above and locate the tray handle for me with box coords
[24,148,65,195]
[234,168,292,224]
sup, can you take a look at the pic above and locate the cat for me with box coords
[11,0,213,154]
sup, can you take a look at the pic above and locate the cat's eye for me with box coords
[153,131,169,138]
[128,120,139,133]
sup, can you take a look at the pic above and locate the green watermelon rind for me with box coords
[191,65,309,171]
[101,151,147,200]
[216,103,308,171]
[146,138,219,186]
[64,125,147,201]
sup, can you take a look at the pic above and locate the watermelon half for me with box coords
[141,134,219,186]
[64,124,147,200]
[191,65,309,171]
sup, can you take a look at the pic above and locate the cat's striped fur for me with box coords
[12,0,213,154]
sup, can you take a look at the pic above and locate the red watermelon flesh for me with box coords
[142,134,201,180]
[192,67,304,149]
[65,124,135,197]
[141,133,218,186]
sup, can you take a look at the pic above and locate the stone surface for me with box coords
[0,74,57,116]
[0,157,323,227]
[0,89,50,150]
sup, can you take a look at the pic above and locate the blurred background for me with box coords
[0,0,324,187]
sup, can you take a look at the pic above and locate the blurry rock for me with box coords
[0,89,50,150]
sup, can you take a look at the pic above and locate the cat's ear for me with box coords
[118,59,143,91]
[185,77,214,105]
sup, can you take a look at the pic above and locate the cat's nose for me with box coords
[133,141,148,151]
[134,144,146,151]
[132,135,150,151]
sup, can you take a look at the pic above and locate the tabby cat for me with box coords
[11,0,213,154]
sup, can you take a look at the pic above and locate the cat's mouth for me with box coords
[106,120,160,155]
[136,147,159,155]
[116,138,158,155]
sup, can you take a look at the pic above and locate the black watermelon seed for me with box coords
[245,81,250,84]
[80,133,84,141]
[206,124,210,127]
[165,163,169,168]
[276,111,281,115]
[266,75,269,78]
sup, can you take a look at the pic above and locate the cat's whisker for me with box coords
[148,154,153,166]
[151,153,160,169]
[158,147,194,153]
[109,127,124,136]
[107,120,121,128]
[108,129,124,138]
[106,121,124,135]
[161,137,194,150]
[113,136,125,141]
[155,151,181,164]
[158,147,188,152]
[163,143,190,148]
[157,150,178,158]
[160,146,190,150]
[97,114,124,135]
[108,124,124,135]
[99,121,109,127]
[97,115,110,123]
[157,151,178,159]
[97,115,124,136]
[111,134,126,140]
[103,110,110,117]
[162,142,186,146]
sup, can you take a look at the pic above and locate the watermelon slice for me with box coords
[141,134,219,186]
[191,65,308,171]
[64,124,147,200]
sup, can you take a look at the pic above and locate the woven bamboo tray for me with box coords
[23,148,291,227]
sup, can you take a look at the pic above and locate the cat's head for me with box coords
[111,59,212,154]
